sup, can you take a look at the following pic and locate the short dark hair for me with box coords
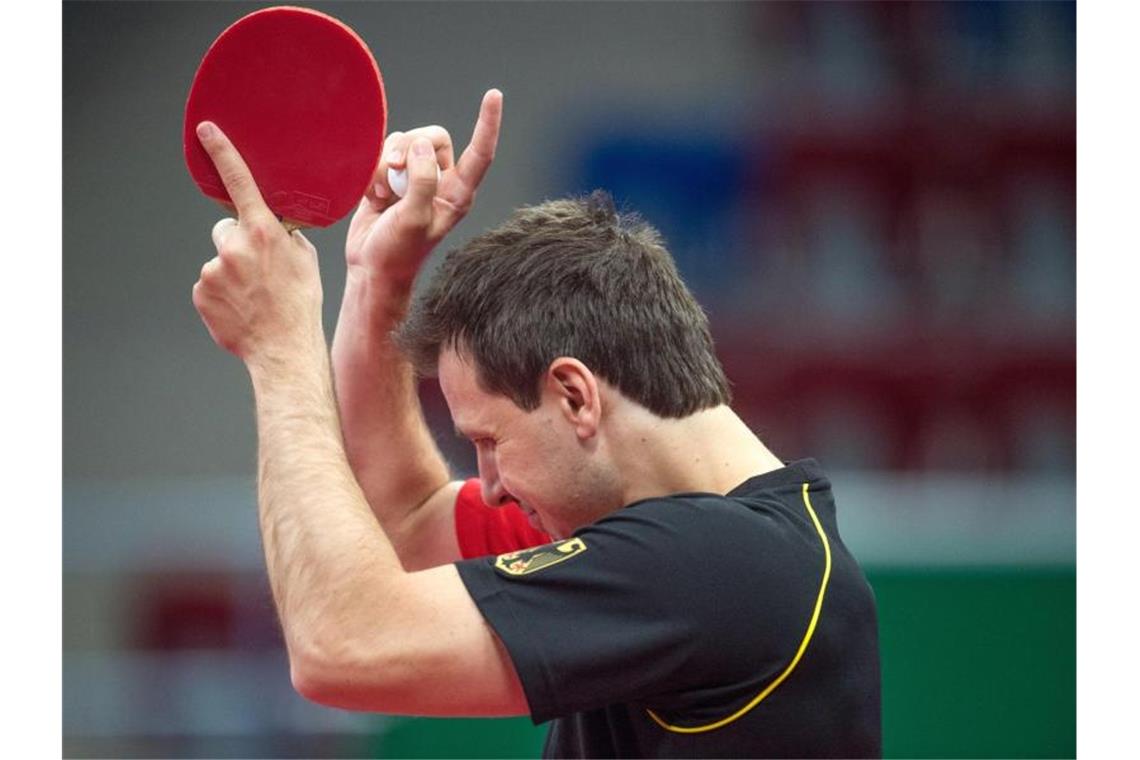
[396,190,732,418]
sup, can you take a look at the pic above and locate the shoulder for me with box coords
[583,487,815,566]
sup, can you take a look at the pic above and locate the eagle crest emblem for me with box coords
[494,537,588,576]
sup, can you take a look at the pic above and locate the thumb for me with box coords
[401,136,440,228]
[291,228,317,254]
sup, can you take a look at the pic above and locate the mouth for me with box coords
[518,504,544,531]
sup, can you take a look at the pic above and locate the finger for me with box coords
[370,130,405,202]
[196,122,272,220]
[454,89,503,189]
[381,130,407,170]
[388,163,442,200]
[414,126,455,170]
[192,279,215,313]
[383,127,455,171]
[358,130,408,210]
[211,217,238,249]
[364,177,392,210]
[371,126,456,207]
[191,284,236,355]
[199,256,223,283]
[400,136,440,227]
[192,280,208,315]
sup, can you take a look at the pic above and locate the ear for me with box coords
[544,357,601,440]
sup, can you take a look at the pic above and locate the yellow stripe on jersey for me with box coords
[646,482,833,734]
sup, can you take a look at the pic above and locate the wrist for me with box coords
[246,328,330,390]
[341,265,415,330]
[346,263,415,301]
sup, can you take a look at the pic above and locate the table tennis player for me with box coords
[191,89,881,758]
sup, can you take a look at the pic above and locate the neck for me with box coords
[606,401,784,506]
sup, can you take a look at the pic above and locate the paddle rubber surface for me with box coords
[184,6,386,228]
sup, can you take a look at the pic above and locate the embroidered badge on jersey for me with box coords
[494,537,588,576]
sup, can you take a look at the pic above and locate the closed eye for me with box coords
[454,427,494,447]
[454,426,480,441]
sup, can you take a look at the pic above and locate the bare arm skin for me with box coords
[330,92,503,571]
[330,267,461,571]
[248,344,524,716]
[189,97,528,716]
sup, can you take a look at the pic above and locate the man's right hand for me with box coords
[345,88,503,286]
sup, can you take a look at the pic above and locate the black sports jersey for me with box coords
[454,459,881,758]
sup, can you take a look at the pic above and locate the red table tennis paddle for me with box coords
[184,6,386,230]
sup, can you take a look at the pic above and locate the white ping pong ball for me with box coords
[387,164,441,199]
[387,167,408,198]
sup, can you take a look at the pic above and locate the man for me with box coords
[192,89,881,757]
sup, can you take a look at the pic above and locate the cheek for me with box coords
[496,446,533,491]
[499,414,583,503]
[497,442,552,501]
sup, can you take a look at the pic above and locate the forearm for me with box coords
[249,343,404,666]
[191,93,523,715]
[331,267,452,529]
[246,347,520,712]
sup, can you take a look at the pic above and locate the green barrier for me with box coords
[371,716,547,758]
[368,567,1076,759]
[874,567,1075,758]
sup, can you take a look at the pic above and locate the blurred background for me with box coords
[63,1,1074,757]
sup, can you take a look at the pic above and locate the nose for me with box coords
[477,446,510,507]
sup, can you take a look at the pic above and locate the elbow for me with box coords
[287,637,405,712]
[289,641,364,709]
[290,653,330,706]
[288,639,337,706]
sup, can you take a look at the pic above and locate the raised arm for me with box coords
[331,90,504,570]
[189,107,528,717]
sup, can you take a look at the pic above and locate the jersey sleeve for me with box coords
[454,478,552,559]
[453,497,826,725]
